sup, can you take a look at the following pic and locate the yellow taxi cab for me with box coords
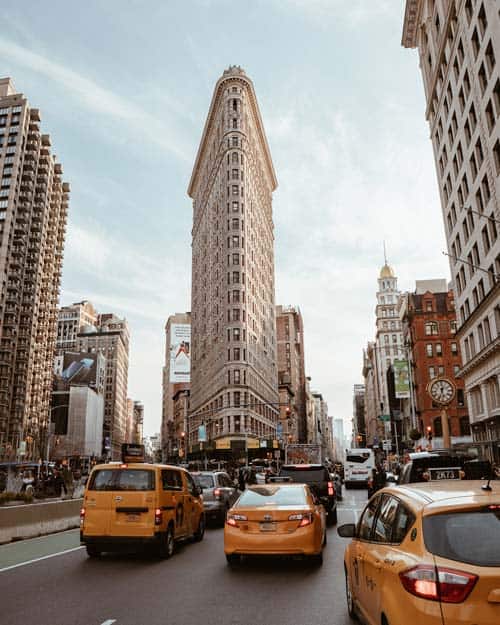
[224,481,326,566]
[338,480,500,625]
[81,447,205,559]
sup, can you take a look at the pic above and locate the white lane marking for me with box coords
[0,546,84,572]
[100,620,116,625]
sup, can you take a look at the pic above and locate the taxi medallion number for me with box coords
[126,514,140,522]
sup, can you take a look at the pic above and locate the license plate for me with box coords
[260,522,276,532]
[429,468,460,480]
[126,514,140,522]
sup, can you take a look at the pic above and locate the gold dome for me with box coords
[380,264,395,279]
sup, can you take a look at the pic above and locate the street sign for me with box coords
[382,439,392,451]
[379,415,391,422]
[18,441,26,456]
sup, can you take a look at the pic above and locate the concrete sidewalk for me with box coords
[0,528,81,571]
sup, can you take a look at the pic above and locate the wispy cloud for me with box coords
[0,36,191,161]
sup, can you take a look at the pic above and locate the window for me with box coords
[234,369,240,384]
[232,185,239,195]
[436,343,442,356]
[429,366,436,379]
[161,469,183,491]
[434,417,442,437]
[425,322,438,335]
[233,347,240,360]
[426,344,433,357]
[373,496,400,543]
[357,496,381,541]
[451,341,458,354]
[485,40,495,75]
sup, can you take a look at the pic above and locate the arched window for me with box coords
[459,416,471,436]
[425,321,439,335]
[434,417,442,437]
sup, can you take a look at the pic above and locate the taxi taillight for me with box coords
[328,481,335,496]
[80,507,85,526]
[226,513,247,527]
[155,508,163,525]
[399,565,477,603]
[289,513,313,527]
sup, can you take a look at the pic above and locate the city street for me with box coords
[0,489,366,625]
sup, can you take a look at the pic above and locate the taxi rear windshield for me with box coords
[237,486,307,507]
[89,469,155,491]
[424,508,500,566]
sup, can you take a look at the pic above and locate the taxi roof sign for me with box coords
[121,443,145,463]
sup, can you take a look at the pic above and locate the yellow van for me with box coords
[80,462,205,558]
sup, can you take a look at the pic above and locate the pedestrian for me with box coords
[238,467,246,491]
[61,463,74,498]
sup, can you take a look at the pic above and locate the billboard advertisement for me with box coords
[62,352,99,386]
[394,359,410,399]
[169,324,191,383]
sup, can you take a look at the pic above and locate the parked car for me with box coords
[278,464,337,524]
[224,483,326,566]
[191,471,240,525]
[337,480,500,625]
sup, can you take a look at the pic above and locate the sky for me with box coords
[1,0,451,438]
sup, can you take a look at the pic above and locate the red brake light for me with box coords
[226,513,247,527]
[328,481,335,496]
[399,565,477,604]
[80,507,85,525]
[488,504,500,510]
[155,508,163,525]
[289,513,313,527]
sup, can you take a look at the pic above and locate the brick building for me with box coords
[276,305,306,443]
[400,281,471,447]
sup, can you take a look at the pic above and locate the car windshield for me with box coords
[280,467,327,483]
[424,508,500,566]
[192,474,215,489]
[89,469,155,491]
[236,485,307,507]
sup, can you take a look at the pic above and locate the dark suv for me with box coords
[399,451,492,484]
[278,464,337,524]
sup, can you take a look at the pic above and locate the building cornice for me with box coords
[187,69,278,198]
[401,0,421,49]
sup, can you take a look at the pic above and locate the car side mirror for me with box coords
[337,523,356,538]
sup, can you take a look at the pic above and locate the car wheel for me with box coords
[345,568,357,620]
[309,551,323,566]
[226,553,240,566]
[193,515,205,542]
[159,527,175,559]
[86,545,101,558]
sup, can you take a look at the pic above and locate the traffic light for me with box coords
[285,406,291,420]
[426,425,433,441]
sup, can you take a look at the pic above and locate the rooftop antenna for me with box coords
[383,241,388,265]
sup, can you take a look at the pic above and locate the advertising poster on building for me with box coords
[62,352,98,386]
[394,359,410,398]
[169,324,191,383]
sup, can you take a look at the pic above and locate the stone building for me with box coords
[77,314,129,459]
[276,305,307,443]
[160,312,191,461]
[352,384,366,447]
[187,66,279,457]
[400,279,471,448]
[0,78,69,461]
[402,0,500,462]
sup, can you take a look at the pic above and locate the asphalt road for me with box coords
[0,488,367,625]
